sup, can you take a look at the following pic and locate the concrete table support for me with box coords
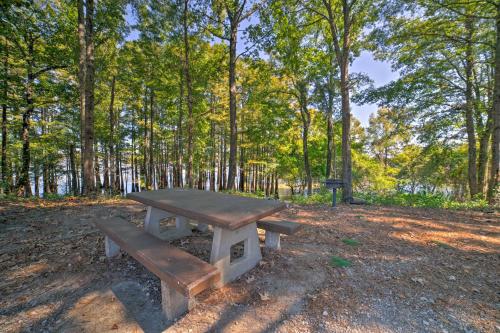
[196,223,209,232]
[264,230,281,250]
[161,281,189,321]
[145,206,194,240]
[210,222,262,287]
[145,206,173,236]
[105,236,120,257]
[175,216,190,233]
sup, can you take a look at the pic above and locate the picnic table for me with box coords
[127,188,286,286]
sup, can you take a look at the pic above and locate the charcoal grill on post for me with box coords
[323,179,344,207]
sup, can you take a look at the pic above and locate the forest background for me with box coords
[0,0,498,209]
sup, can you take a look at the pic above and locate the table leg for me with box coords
[145,206,173,236]
[105,236,120,257]
[196,222,209,232]
[175,216,191,233]
[209,222,262,287]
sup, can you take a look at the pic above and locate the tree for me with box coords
[1,1,70,196]
[369,0,496,199]
[489,0,500,203]
[300,0,379,202]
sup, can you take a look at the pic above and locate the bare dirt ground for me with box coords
[0,197,498,333]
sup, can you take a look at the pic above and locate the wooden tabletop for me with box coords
[127,189,286,230]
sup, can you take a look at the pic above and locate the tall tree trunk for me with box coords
[325,51,335,179]
[34,163,39,197]
[238,112,245,192]
[210,116,216,191]
[143,91,149,190]
[149,90,154,189]
[108,75,116,192]
[488,3,500,203]
[41,108,50,195]
[176,74,184,188]
[131,108,138,192]
[478,122,492,193]
[274,171,279,199]
[464,18,478,197]
[77,0,86,194]
[227,23,238,190]
[218,129,223,191]
[298,83,312,195]
[339,61,352,202]
[94,143,101,189]
[103,146,109,190]
[223,128,227,189]
[69,144,78,194]
[326,114,333,179]
[18,37,34,197]
[82,0,95,195]
[2,39,8,194]
[324,0,353,202]
[183,0,195,188]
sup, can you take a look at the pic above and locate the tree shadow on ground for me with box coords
[1,199,498,332]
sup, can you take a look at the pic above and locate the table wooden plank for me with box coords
[127,189,286,230]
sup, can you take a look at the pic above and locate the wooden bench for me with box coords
[92,217,220,320]
[257,217,304,250]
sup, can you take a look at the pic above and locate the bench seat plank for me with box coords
[257,218,304,235]
[93,217,219,297]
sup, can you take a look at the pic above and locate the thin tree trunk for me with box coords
[108,75,116,192]
[78,0,86,194]
[143,91,149,190]
[103,145,109,190]
[478,124,491,193]
[227,22,238,190]
[2,40,8,194]
[94,143,101,189]
[465,18,478,197]
[339,61,352,201]
[149,90,154,189]
[69,144,78,194]
[183,0,195,188]
[325,51,335,179]
[176,74,184,187]
[326,114,333,179]
[210,116,216,191]
[34,163,39,197]
[298,83,312,195]
[82,0,95,195]
[488,3,500,203]
[223,129,227,189]
[18,37,34,197]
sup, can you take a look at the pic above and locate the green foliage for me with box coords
[342,238,360,246]
[330,256,352,268]
[290,187,333,205]
[357,192,491,210]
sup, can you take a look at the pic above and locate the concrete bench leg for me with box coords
[161,281,189,321]
[196,222,209,232]
[210,222,262,287]
[145,206,173,236]
[265,230,281,250]
[175,216,191,233]
[105,236,120,257]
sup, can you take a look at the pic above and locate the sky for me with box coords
[124,6,399,127]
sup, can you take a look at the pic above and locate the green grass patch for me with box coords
[286,186,496,211]
[290,187,334,205]
[330,256,351,268]
[357,192,493,211]
[342,238,360,246]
